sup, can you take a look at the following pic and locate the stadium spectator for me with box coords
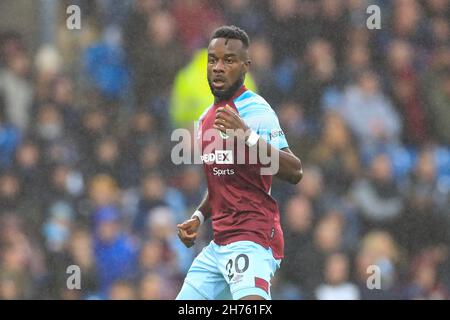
[0,102,21,170]
[426,67,450,145]
[354,231,402,299]
[386,39,429,145]
[351,153,404,235]
[338,70,402,159]
[314,252,360,300]
[309,112,361,197]
[397,148,450,256]
[65,228,98,299]
[131,10,185,124]
[108,279,137,300]
[295,38,338,123]
[93,206,139,295]
[0,33,33,130]
[138,272,165,300]
[404,250,450,299]
[280,195,314,299]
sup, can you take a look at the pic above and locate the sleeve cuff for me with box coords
[191,210,205,225]
[246,130,260,147]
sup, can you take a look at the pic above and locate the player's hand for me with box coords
[177,217,201,248]
[214,104,250,140]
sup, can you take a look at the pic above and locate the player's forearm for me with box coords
[196,190,212,221]
[276,149,303,184]
[250,136,303,184]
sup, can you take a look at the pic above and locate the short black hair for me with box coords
[210,25,250,49]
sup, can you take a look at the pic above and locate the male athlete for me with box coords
[176,26,303,300]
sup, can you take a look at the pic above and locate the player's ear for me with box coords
[243,59,251,73]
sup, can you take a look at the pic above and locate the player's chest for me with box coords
[199,103,239,150]
[198,104,244,168]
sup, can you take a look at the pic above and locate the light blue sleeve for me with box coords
[244,105,289,150]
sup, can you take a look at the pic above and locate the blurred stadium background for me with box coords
[0,0,449,300]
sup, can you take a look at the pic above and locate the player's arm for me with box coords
[196,190,212,221]
[279,147,303,184]
[177,191,211,248]
[265,144,303,184]
[247,138,303,184]
[214,105,303,184]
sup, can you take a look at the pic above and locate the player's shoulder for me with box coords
[234,90,275,119]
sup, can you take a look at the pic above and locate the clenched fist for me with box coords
[177,217,201,248]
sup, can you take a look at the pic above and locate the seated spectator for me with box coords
[42,201,74,254]
[354,231,402,299]
[277,101,315,156]
[248,37,280,104]
[397,148,450,256]
[138,272,164,300]
[88,174,120,217]
[131,10,185,125]
[82,136,124,186]
[294,38,337,123]
[67,228,98,299]
[0,100,21,170]
[83,27,130,101]
[132,172,186,232]
[386,39,429,145]
[0,171,44,232]
[403,250,450,300]
[144,206,194,275]
[0,34,33,131]
[120,111,159,188]
[288,211,346,299]
[427,67,450,145]
[93,206,139,295]
[309,111,361,197]
[0,244,32,299]
[13,139,44,199]
[294,166,329,217]
[77,108,111,164]
[315,252,360,300]
[351,153,404,235]
[280,195,314,299]
[0,214,46,299]
[108,280,137,300]
[176,166,205,213]
[339,70,402,159]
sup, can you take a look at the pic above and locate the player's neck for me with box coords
[214,84,247,105]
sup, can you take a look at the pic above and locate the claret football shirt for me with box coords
[198,86,288,259]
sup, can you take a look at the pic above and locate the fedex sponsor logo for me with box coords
[200,150,233,164]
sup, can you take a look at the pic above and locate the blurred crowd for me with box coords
[0,0,449,300]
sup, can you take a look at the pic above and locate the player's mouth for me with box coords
[212,78,226,90]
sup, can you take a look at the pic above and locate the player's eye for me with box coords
[225,58,234,64]
[208,57,217,64]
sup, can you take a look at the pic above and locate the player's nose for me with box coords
[213,59,225,73]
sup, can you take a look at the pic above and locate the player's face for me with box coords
[207,38,250,101]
